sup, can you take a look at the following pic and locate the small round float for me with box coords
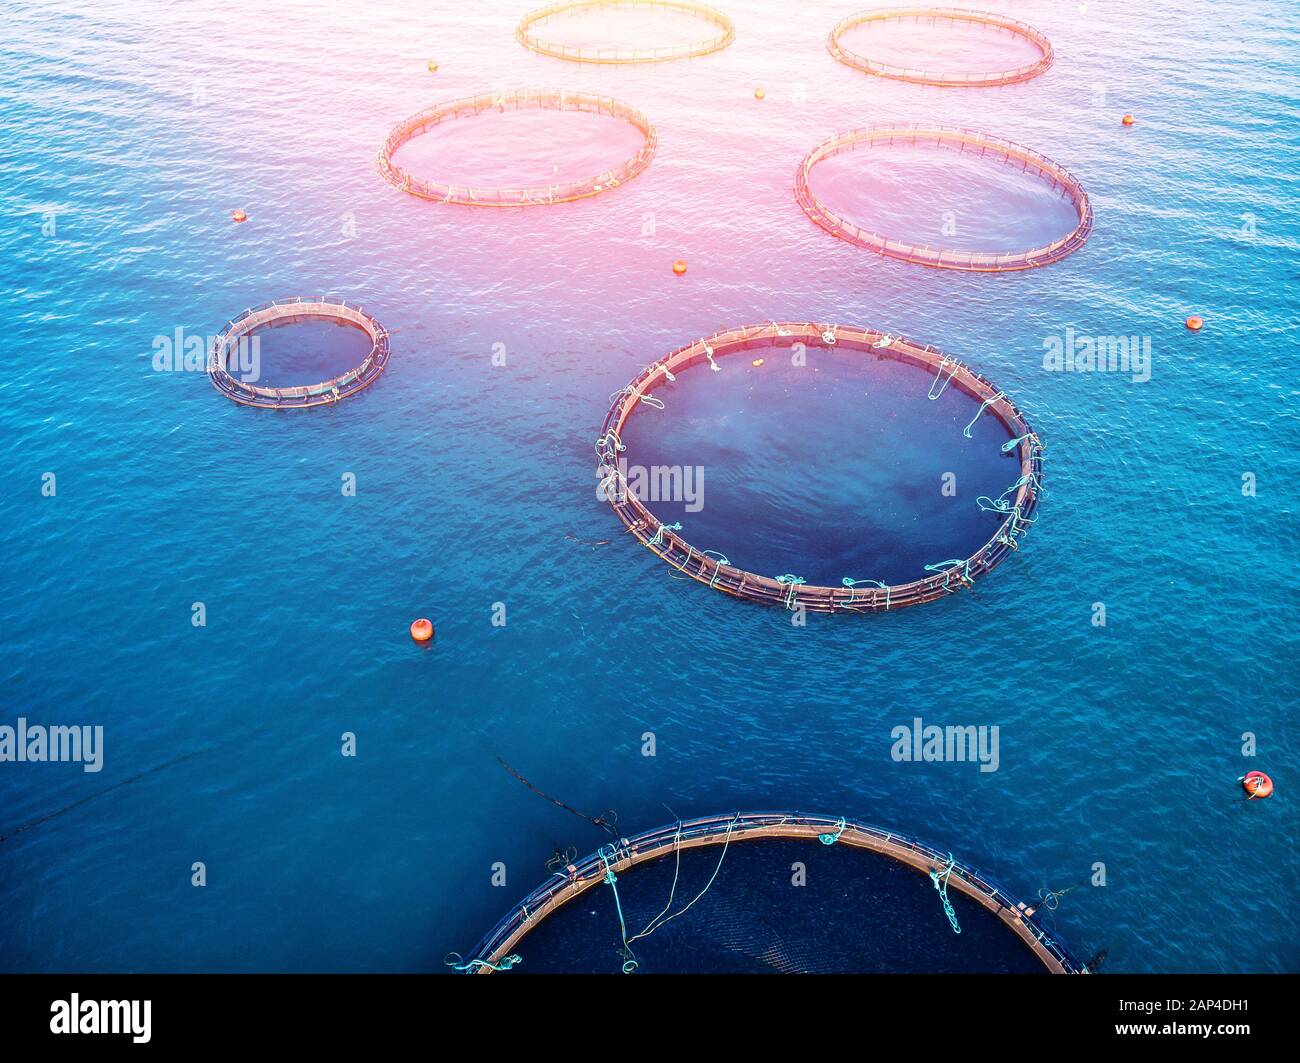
[795,124,1092,271]
[410,618,434,643]
[515,0,736,64]
[376,89,657,206]
[207,297,391,410]
[1242,771,1273,799]
[595,322,1043,614]
[828,8,1054,88]
[456,812,1085,974]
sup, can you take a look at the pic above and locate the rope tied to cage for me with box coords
[648,521,682,548]
[445,951,522,972]
[775,573,806,609]
[929,854,962,934]
[928,357,960,400]
[819,817,847,845]
[842,577,890,610]
[924,558,973,593]
[963,391,1006,438]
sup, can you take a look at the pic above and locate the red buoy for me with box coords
[1121,114,1135,127]
[231,209,248,223]
[1185,315,1204,331]
[410,618,434,642]
[1242,771,1273,799]
[672,259,688,275]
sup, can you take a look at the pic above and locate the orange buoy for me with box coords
[410,618,434,642]
[1185,315,1204,331]
[1121,114,1135,126]
[1242,771,1273,799]
[754,87,765,100]
[231,209,248,223]
[672,259,688,275]
[751,358,765,367]
[427,60,438,72]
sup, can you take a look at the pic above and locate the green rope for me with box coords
[963,391,1005,438]
[445,951,522,973]
[775,573,805,609]
[703,550,730,589]
[647,521,682,548]
[928,357,959,400]
[842,577,890,610]
[598,845,639,974]
[924,558,972,593]
[1001,432,1032,453]
[929,854,962,934]
[819,816,846,845]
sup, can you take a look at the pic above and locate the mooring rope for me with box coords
[963,391,1006,438]
[819,816,847,844]
[928,357,959,400]
[445,951,522,973]
[775,573,806,609]
[923,558,973,592]
[648,521,682,548]
[842,577,890,610]
[1037,885,1077,911]
[494,756,618,835]
[930,854,962,934]
[597,845,640,973]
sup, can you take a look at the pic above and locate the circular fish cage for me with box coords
[376,89,658,206]
[207,298,390,410]
[795,125,1092,271]
[595,322,1043,614]
[516,0,736,64]
[828,8,1054,87]
[458,812,1084,974]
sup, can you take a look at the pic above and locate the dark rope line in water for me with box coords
[495,755,618,835]
[0,750,204,845]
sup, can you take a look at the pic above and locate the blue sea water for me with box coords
[1,0,1297,973]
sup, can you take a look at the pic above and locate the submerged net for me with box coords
[462,813,1083,974]
[596,323,1043,613]
[795,125,1092,271]
[207,298,390,409]
[828,7,1054,87]
[516,0,736,64]
[376,89,657,206]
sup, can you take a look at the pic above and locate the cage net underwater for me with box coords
[796,126,1092,271]
[377,89,657,206]
[458,814,1083,974]
[827,7,1054,87]
[516,0,736,64]
[596,323,1043,613]
[207,298,391,409]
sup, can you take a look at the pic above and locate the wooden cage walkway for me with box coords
[377,89,658,207]
[596,322,1043,614]
[795,125,1093,271]
[516,1,736,64]
[828,8,1054,87]
[466,811,1085,974]
[207,298,390,410]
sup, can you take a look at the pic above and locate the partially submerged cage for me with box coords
[516,0,736,64]
[596,322,1043,613]
[207,297,390,409]
[827,8,1054,87]
[795,125,1092,271]
[459,812,1084,974]
[376,89,658,206]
